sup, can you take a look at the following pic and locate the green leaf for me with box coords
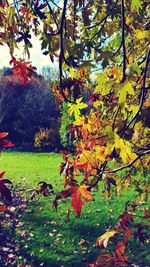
[131,0,142,14]
[68,97,87,120]
[118,81,134,104]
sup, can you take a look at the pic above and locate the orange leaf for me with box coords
[59,184,93,217]
[72,185,93,217]
[115,241,126,257]
[0,132,8,138]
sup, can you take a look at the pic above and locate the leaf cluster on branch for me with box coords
[0,0,150,264]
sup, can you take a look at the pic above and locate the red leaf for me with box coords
[0,205,7,212]
[11,58,36,84]
[0,132,8,138]
[123,228,133,243]
[0,139,14,148]
[0,171,5,179]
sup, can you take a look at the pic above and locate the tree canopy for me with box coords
[0,1,150,264]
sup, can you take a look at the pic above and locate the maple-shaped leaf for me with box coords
[33,0,47,20]
[72,184,93,216]
[31,181,54,199]
[96,230,118,248]
[68,97,87,120]
[59,184,93,217]
[11,58,36,84]
[131,0,142,14]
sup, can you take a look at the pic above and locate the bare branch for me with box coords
[59,0,68,102]
[89,161,107,189]
[121,0,126,82]
[121,48,150,136]
[112,107,120,131]
[105,150,150,174]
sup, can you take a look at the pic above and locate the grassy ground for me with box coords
[0,151,149,267]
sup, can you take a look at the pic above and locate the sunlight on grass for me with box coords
[1,152,149,266]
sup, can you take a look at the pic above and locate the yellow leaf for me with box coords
[134,30,150,40]
[96,230,118,248]
[68,98,87,120]
[131,0,142,14]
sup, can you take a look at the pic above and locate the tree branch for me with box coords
[59,0,69,102]
[121,0,126,82]
[112,107,120,131]
[87,0,116,30]
[89,161,107,189]
[120,48,150,136]
[104,150,150,174]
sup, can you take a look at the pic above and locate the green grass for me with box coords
[0,151,149,267]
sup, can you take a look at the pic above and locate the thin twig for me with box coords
[112,107,120,131]
[104,150,150,174]
[45,0,59,28]
[89,161,108,189]
[86,0,115,30]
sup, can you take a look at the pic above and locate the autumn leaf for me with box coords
[0,205,7,212]
[0,132,14,148]
[89,253,117,267]
[96,230,118,248]
[115,241,126,257]
[131,0,142,14]
[11,58,36,84]
[117,81,134,104]
[58,184,93,217]
[68,97,87,120]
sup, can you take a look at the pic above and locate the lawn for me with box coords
[0,151,149,267]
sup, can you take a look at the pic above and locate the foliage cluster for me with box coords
[0,0,149,265]
[34,127,60,151]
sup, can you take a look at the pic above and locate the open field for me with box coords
[0,151,150,267]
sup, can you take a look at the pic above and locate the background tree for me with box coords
[0,71,60,149]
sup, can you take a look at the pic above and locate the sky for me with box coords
[0,0,64,73]
[0,35,59,74]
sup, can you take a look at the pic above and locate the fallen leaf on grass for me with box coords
[96,230,118,248]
